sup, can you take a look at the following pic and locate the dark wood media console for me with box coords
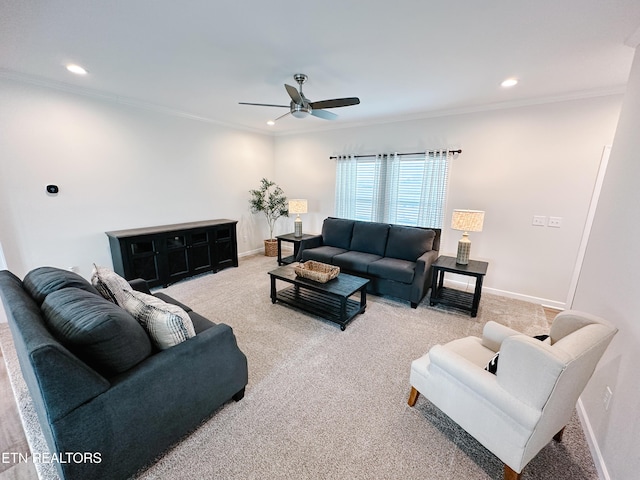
[106,219,238,288]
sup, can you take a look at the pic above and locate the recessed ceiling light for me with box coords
[266,120,275,126]
[66,64,88,75]
[501,78,518,88]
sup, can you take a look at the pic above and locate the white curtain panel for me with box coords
[335,150,450,228]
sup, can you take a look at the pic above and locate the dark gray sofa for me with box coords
[298,217,440,308]
[0,267,248,480]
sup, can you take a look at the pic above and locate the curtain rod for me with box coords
[329,149,462,160]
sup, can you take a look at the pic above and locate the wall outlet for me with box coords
[604,386,613,410]
[532,215,546,226]
[548,216,563,228]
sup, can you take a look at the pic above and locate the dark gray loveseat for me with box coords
[0,267,248,480]
[298,217,440,308]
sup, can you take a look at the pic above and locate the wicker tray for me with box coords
[294,261,340,283]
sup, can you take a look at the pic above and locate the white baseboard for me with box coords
[239,248,264,258]
[239,246,293,259]
[443,278,566,310]
[483,286,566,310]
[577,398,610,480]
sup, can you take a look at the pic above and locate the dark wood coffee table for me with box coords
[268,265,369,330]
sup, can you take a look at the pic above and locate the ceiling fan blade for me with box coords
[272,111,291,122]
[311,109,338,120]
[238,102,290,108]
[309,97,360,109]
[285,84,303,104]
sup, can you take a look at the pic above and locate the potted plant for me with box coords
[249,178,289,256]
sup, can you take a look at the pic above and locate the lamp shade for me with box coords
[288,199,308,215]
[451,209,485,232]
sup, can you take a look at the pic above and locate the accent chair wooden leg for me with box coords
[504,464,522,480]
[553,426,566,442]
[407,387,420,407]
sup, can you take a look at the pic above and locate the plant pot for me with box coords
[264,239,278,257]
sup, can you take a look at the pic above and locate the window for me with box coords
[335,151,451,228]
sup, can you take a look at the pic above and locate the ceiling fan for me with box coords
[239,73,360,123]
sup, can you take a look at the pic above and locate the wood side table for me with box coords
[276,233,316,265]
[429,256,489,317]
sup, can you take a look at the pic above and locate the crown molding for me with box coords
[273,86,627,137]
[0,69,269,136]
[0,68,626,139]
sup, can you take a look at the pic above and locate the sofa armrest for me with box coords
[128,278,151,295]
[110,322,247,398]
[295,234,323,261]
[410,249,439,305]
[428,344,540,429]
[29,343,110,422]
[53,322,248,479]
[481,321,522,352]
[497,335,566,409]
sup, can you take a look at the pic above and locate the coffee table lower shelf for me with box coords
[274,286,364,330]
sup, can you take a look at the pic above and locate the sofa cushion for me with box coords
[322,218,355,249]
[368,257,416,284]
[333,251,382,275]
[385,226,436,262]
[301,246,348,264]
[41,287,152,376]
[350,221,390,256]
[121,290,196,350]
[23,267,101,305]
[91,265,132,307]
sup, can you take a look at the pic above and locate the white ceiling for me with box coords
[2,1,640,134]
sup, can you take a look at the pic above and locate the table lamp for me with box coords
[451,209,485,265]
[288,199,308,237]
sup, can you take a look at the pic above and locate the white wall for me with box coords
[572,45,640,480]
[0,79,275,278]
[274,96,622,307]
[0,78,624,310]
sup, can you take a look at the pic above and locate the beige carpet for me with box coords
[1,254,598,479]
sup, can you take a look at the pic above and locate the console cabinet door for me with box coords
[126,237,162,286]
[213,224,238,271]
[188,230,214,273]
[165,234,189,282]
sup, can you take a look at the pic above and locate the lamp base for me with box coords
[294,216,303,237]
[456,233,471,265]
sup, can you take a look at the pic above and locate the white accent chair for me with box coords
[408,310,617,480]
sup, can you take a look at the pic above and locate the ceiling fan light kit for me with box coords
[291,103,310,119]
[240,73,360,123]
